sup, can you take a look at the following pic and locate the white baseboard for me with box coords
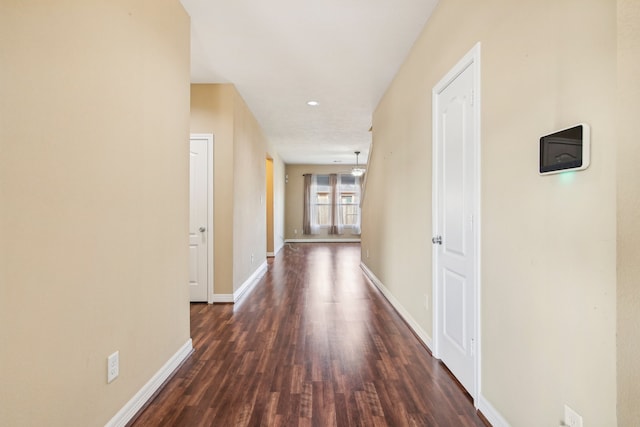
[211,261,268,303]
[361,262,509,426]
[285,238,361,243]
[274,241,284,255]
[360,262,433,350]
[477,394,510,427]
[234,261,268,303]
[212,294,233,303]
[105,338,193,427]
[267,241,284,258]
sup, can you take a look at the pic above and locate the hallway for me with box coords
[130,243,488,426]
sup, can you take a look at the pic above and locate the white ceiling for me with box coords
[180,0,439,165]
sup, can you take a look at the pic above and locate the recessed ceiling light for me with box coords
[306,101,319,106]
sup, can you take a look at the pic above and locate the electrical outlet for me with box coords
[366,249,369,258]
[424,294,429,309]
[107,351,119,383]
[294,229,297,235]
[564,405,583,427]
[251,253,254,264]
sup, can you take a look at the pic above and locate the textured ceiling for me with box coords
[180,0,439,165]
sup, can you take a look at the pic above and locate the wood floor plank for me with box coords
[129,243,489,427]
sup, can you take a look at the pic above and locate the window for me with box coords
[337,174,359,227]
[303,173,361,235]
[340,193,358,226]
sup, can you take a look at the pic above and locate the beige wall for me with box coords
[190,85,236,294]
[362,0,617,425]
[285,164,362,240]
[0,1,191,426]
[617,0,640,425]
[190,84,284,294]
[232,92,268,291]
[271,155,286,253]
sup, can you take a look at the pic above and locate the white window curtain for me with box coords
[350,175,362,235]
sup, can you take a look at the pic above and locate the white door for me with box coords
[189,137,210,302]
[432,45,480,398]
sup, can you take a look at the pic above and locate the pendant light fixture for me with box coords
[352,151,365,177]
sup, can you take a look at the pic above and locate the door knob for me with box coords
[199,226,206,233]
[432,236,442,245]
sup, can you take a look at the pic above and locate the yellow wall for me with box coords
[285,164,363,240]
[362,0,616,425]
[266,158,275,254]
[0,1,191,426]
[190,84,284,294]
[617,0,640,425]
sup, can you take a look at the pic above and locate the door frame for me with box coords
[190,133,215,304]
[431,43,481,403]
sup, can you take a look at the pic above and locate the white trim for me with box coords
[105,339,193,427]
[233,260,268,303]
[360,262,433,350]
[190,133,215,304]
[212,294,234,303]
[478,395,511,427]
[284,238,361,243]
[267,242,285,258]
[273,240,284,255]
[473,42,483,412]
[431,42,482,404]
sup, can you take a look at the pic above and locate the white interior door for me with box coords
[432,45,480,398]
[189,137,210,302]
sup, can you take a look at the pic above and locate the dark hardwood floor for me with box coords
[130,243,489,427]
